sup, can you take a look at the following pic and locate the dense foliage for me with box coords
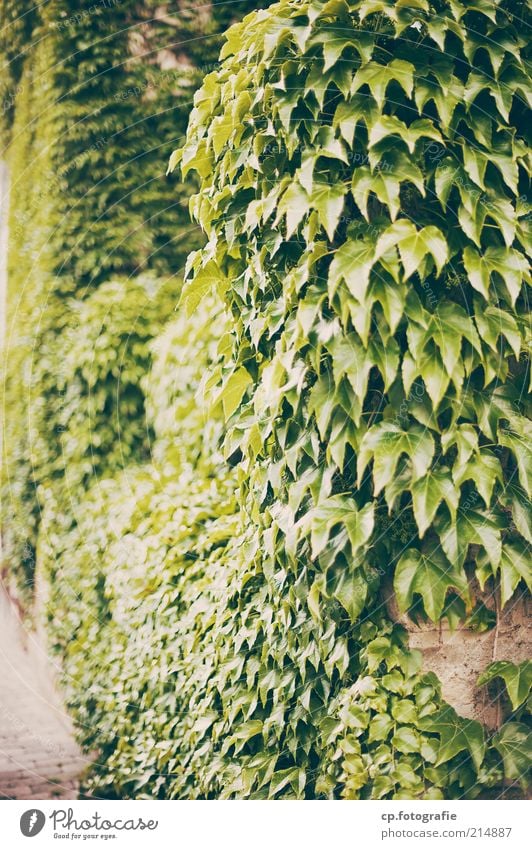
[3,0,531,799]
[41,297,237,797]
[45,294,528,799]
[144,294,229,471]
[1,0,270,591]
[3,276,175,589]
[170,0,532,796]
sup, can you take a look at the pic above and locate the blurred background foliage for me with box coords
[0,0,266,589]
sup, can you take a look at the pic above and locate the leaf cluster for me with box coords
[171,0,532,795]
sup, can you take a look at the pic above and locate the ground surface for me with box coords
[0,586,86,800]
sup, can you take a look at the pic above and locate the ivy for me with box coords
[478,661,532,712]
[0,0,273,594]
[4,0,529,800]
[171,0,531,797]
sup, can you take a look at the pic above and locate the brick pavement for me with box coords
[0,586,88,799]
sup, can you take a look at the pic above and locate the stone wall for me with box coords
[385,580,531,729]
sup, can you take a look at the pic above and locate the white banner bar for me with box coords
[0,799,528,849]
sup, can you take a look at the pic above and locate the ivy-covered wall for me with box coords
[37,0,532,800]
[1,0,530,800]
[171,0,531,797]
[0,0,267,592]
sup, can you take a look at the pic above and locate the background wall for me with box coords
[0,0,266,592]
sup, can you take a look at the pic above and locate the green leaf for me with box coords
[413,346,451,409]
[461,145,488,190]
[368,115,442,153]
[458,509,502,569]
[489,151,520,195]
[226,719,263,755]
[358,423,435,493]
[313,126,350,163]
[370,277,406,334]
[484,196,516,249]
[464,71,513,123]
[434,159,459,210]
[368,713,394,743]
[394,548,469,622]
[425,14,464,51]
[442,423,478,463]
[333,568,368,622]
[369,335,400,391]
[463,246,529,304]
[217,367,252,420]
[376,220,448,280]
[411,469,458,538]
[386,150,425,196]
[180,261,227,316]
[392,726,420,754]
[309,496,374,558]
[289,23,312,53]
[332,93,378,145]
[351,59,415,109]
[391,762,421,788]
[474,303,522,359]
[328,237,376,301]
[327,333,373,408]
[507,487,532,544]
[333,100,361,146]
[453,451,503,507]
[457,194,489,249]
[420,705,485,771]
[415,77,463,131]
[498,543,532,606]
[351,167,401,221]
[308,579,322,622]
[308,372,337,438]
[424,301,482,375]
[268,767,302,799]
[311,27,374,72]
[311,180,347,240]
[210,113,235,158]
[391,699,418,724]
[477,661,532,711]
[452,0,498,24]
[277,181,310,238]
[492,722,532,784]
[498,425,532,497]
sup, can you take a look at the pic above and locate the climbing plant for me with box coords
[41,294,237,797]
[43,292,503,800]
[144,294,229,471]
[5,0,531,800]
[0,0,36,138]
[1,0,271,592]
[171,0,531,797]
[3,276,176,592]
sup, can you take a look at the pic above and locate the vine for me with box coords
[172,0,531,797]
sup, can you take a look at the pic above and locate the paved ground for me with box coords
[0,586,87,799]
